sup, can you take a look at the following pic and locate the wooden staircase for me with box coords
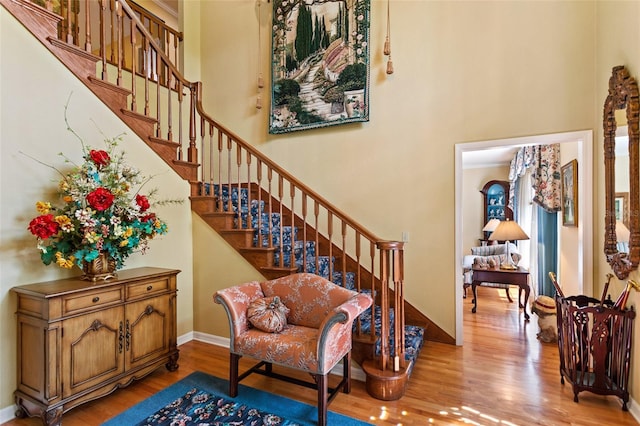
[2,0,452,402]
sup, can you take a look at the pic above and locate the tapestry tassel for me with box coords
[257,72,264,109]
[384,0,393,74]
[256,0,263,109]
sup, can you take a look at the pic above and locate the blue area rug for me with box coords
[102,371,372,426]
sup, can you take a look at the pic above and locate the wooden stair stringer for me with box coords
[1,0,197,183]
[2,0,450,346]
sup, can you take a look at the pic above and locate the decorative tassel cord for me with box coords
[256,0,264,109]
[385,0,394,75]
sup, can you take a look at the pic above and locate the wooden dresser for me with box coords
[11,267,180,426]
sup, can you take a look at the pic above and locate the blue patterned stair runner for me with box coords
[209,184,425,366]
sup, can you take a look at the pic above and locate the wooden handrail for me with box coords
[190,80,381,244]
[1,0,428,404]
[116,0,187,86]
[19,0,407,352]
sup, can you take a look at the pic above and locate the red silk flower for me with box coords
[87,187,114,211]
[136,194,150,212]
[142,212,156,222]
[89,150,110,168]
[28,214,60,239]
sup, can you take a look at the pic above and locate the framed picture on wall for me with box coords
[615,192,629,227]
[561,159,578,227]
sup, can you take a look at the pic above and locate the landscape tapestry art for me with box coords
[270,0,370,134]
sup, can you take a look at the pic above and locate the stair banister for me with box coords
[7,0,408,335]
[1,0,433,404]
[362,240,408,400]
[110,1,387,261]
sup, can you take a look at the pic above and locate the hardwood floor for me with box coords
[4,286,638,425]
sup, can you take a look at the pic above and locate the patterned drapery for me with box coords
[508,144,562,213]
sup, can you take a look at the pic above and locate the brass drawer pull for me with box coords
[146,285,153,291]
[92,297,100,303]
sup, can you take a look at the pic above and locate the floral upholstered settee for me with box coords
[214,273,372,426]
[462,243,521,297]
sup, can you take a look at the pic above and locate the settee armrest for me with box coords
[462,254,477,270]
[316,292,372,373]
[213,281,264,349]
[321,292,373,329]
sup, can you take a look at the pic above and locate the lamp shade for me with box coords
[489,219,529,241]
[616,220,631,243]
[482,218,501,232]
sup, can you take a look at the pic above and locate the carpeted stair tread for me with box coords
[212,180,426,379]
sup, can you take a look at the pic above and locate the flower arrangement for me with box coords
[27,107,179,272]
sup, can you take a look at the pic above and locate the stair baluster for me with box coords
[1,0,433,404]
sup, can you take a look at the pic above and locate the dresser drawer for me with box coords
[62,288,124,315]
[127,279,169,300]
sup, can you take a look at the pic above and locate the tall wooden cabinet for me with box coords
[480,180,513,241]
[12,267,180,426]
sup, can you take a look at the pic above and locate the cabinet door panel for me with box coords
[126,295,172,370]
[61,306,124,398]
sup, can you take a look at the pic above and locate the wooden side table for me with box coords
[471,266,530,321]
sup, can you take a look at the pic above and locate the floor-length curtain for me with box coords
[532,144,561,297]
[509,145,561,299]
[514,169,539,297]
[537,207,558,296]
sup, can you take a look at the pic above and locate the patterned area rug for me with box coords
[102,371,372,426]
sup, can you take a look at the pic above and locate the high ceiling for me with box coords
[462,146,520,170]
[157,0,178,14]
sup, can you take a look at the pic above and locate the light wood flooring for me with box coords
[4,286,638,425]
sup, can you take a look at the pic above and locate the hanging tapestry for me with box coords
[269,0,370,134]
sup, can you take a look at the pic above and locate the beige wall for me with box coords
[14,0,640,418]
[559,142,581,297]
[195,0,596,341]
[0,8,194,412]
[595,0,640,406]
[461,165,510,255]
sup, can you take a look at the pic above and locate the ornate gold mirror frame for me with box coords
[604,65,640,279]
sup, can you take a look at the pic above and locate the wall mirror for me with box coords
[603,65,640,279]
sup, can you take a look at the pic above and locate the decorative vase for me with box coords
[343,89,365,118]
[82,252,117,282]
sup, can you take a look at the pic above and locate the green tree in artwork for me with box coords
[294,4,312,61]
[337,63,367,91]
[273,79,301,106]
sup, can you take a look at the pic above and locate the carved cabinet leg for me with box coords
[44,407,63,426]
[166,351,180,372]
[14,406,26,419]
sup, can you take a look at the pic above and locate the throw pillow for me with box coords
[247,296,290,333]
[473,254,508,269]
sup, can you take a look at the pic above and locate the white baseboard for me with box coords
[628,397,640,421]
[177,330,195,346]
[190,331,230,348]
[0,404,17,425]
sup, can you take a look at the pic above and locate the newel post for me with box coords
[362,240,409,401]
[187,84,198,163]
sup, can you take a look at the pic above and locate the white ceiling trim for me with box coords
[154,0,178,19]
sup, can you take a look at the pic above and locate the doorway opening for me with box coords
[454,130,593,345]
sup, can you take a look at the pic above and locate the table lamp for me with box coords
[482,218,501,244]
[616,220,630,253]
[483,218,501,232]
[488,219,529,270]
